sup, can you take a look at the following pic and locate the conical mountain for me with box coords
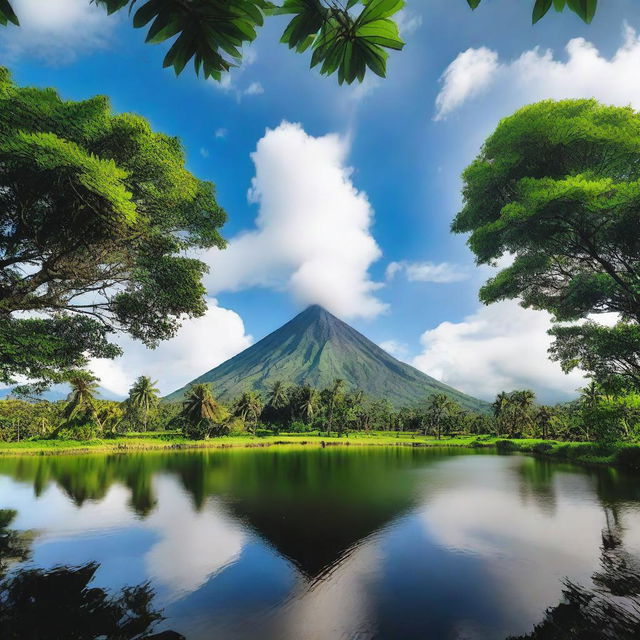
[166,305,487,411]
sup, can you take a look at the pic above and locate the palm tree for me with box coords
[63,374,99,422]
[267,381,288,409]
[297,385,318,424]
[326,378,345,436]
[233,391,263,434]
[181,384,227,439]
[127,376,160,430]
[535,405,553,440]
[512,390,536,436]
[51,373,99,438]
[492,391,510,435]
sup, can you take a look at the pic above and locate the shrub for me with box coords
[532,442,554,454]
[495,439,518,452]
[289,421,314,434]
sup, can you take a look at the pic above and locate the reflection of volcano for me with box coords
[192,448,433,578]
[221,489,409,578]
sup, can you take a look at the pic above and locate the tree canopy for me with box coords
[0,1,602,85]
[0,68,226,391]
[452,99,640,390]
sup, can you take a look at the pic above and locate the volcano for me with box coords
[166,305,487,411]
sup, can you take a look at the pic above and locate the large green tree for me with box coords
[0,69,226,391]
[453,99,640,391]
[0,1,603,86]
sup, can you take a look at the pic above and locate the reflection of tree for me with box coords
[0,510,184,640]
[0,510,31,577]
[509,511,640,640]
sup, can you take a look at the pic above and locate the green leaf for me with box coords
[0,0,18,26]
[466,0,482,8]
[553,0,566,10]
[532,0,552,23]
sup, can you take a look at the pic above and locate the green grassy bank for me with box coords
[1,431,640,472]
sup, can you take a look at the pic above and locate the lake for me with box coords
[1,446,639,639]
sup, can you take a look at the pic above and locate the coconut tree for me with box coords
[180,384,228,439]
[62,374,99,423]
[512,390,536,436]
[297,385,319,425]
[492,391,511,435]
[325,378,345,436]
[126,376,160,431]
[232,392,263,435]
[535,405,553,440]
[267,381,288,409]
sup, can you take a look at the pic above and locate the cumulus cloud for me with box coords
[435,24,640,121]
[1,0,116,64]
[90,300,252,397]
[204,121,386,319]
[435,47,498,120]
[412,300,586,404]
[386,260,468,283]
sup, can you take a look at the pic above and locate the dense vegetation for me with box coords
[0,70,226,395]
[3,374,640,460]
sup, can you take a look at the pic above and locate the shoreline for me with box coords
[0,434,638,472]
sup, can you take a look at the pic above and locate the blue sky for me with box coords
[5,0,640,402]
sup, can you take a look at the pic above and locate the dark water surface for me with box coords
[1,446,640,639]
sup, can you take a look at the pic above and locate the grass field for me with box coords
[1,431,639,471]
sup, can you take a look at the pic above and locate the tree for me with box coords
[0,69,226,392]
[297,384,319,424]
[453,99,640,391]
[261,381,289,431]
[180,384,228,439]
[324,378,345,436]
[61,374,99,425]
[126,376,160,431]
[423,393,452,439]
[232,391,263,434]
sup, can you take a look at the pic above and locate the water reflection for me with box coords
[0,510,183,640]
[0,448,639,639]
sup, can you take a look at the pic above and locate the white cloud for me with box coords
[395,9,423,37]
[435,47,498,120]
[204,121,386,320]
[214,128,228,139]
[435,24,640,121]
[244,81,264,96]
[412,300,586,404]
[1,0,116,64]
[199,147,210,158]
[90,299,253,396]
[379,340,409,359]
[386,260,468,283]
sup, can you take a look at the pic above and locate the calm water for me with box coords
[1,446,640,639]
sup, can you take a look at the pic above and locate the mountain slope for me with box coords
[166,305,488,411]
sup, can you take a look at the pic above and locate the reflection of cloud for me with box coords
[275,538,382,640]
[418,457,606,628]
[144,477,246,601]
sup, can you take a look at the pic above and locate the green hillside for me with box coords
[165,305,488,411]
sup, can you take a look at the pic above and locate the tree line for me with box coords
[2,374,639,444]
